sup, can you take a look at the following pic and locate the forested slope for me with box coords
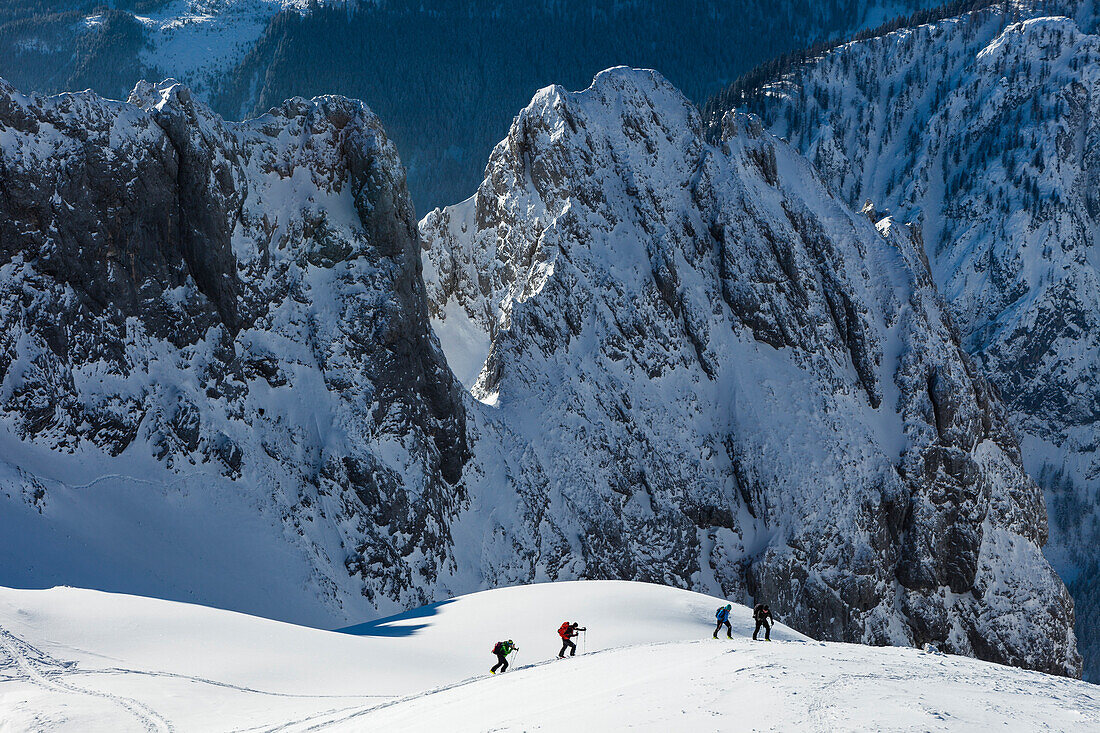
[0,0,940,211]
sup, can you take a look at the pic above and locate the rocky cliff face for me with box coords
[716,2,1100,677]
[0,77,466,622]
[0,68,1081,676]
[421,67,1080,676]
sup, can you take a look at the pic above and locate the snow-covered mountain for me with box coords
[420,67,1078,675]
[0,64,1081,679]
[0,76,467,625]
[1,581,1097,731]
[711,0,1100,678]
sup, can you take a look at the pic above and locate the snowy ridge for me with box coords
[1,581,1097,731]
[722,0,1100,677]
[422,67,1079,675]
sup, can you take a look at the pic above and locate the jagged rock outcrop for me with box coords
[0,77,466,622]
[714,1,1099,677]
[422,67,1080,676]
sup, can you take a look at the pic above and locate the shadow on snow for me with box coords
[335,599,457,637]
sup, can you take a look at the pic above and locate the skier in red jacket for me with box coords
[557,621,586,658]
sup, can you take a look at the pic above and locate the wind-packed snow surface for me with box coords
[719,0,1100,678]
[421,67,1079,675]
[1,581,1097,732]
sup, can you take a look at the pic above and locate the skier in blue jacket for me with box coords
[713,604,733,639]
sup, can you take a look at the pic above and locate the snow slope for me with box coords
[1,581,1096,732]
[348,637,1100,732]
[132,1,316,97]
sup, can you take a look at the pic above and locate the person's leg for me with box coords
[724,620,732,638]
[491,654,502,672]
[764,620,771,640]
[501,653,509,672]
[714,620,721,638]
[559,639,568,657]
[753,620,761,640]
[568,638,577,656]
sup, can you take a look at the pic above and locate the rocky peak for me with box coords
[423,67,1080,676]
[0,76,465,619]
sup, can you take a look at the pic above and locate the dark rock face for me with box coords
[421,68,1080,677]
[0,77,466,618]
[717,6,1098,677]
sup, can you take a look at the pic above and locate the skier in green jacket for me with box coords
[491,639,518,674]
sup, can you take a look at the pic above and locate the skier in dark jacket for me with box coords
[753,603,774,641]
[491,639,517,674]
[713,604,733,639]
[558,621,586,658]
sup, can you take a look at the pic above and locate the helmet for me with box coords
[725,604,731,610]
[508,639,513,644]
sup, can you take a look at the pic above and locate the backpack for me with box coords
[493,641,504,654]
[559,622,572,638]
[716,606,728,621]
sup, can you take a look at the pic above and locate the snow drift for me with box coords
[0,581,1096,731]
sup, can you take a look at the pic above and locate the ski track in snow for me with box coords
[277,639,804,731]
[65,473,185,492]
[69,666,392,701]
[1,622,393,733]
[259,659,571,731]
[222,641,689,731]
[0,625,173,733]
